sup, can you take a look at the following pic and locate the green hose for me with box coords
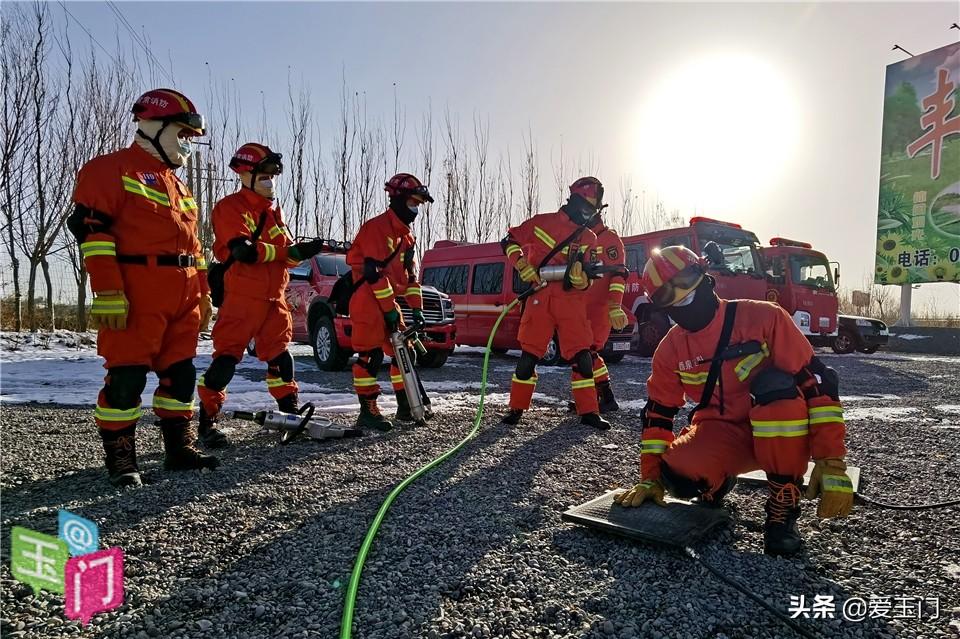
[339,295,525,638]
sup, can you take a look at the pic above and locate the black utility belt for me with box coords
[117,254,197,267]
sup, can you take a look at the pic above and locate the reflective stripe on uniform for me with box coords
[512,375,537,386]
[593,365,609,378]
[242,212,258,232]
[94,405,142,422]
[268,225,284,239]
[609,282,626,294]
[266,377,288,388]
[261,243,277,262]
[152,396,195,412]
[353,376,379,387]
[122,176,170,206]
[734,342,770,381]
[808,405,845,425]
[641,439,669,454]
[80,241,117,258]
[571,378,596,390]
[677,370,709,385]
[405,286,422,297]
[505,244,522,257]
[196,256,208,270]
[822,474,854,493]
[390,375,403,385]
[374,283,394,299]
[181,198,198,212]
[91,299,127,314]
[533,226,556,249]
[750,419,809,438]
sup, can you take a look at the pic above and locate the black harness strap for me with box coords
[688,301,738,424]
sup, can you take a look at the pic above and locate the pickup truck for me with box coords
[832,315,890,354]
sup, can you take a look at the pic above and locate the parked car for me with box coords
[420,240,635,366]
[832,315,890,354]
[280,251,456,370]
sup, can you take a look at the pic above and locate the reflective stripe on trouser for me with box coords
[749,396,810,478]
[94,390,143,431]
[197,376,226,417]
[389,365,404,392]
[152,391,195,420]
[591,352,609,384]
[509,373,538,411]
[353,357,381,398]
[807,396,847,460]
[571,370,599,415]
[265,374,298,401]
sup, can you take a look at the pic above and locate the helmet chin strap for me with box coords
[136,121,179,169]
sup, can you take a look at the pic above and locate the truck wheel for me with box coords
[312,315,351,371]
[603,352,626,364]
[418,349,451,368]
[831,329,856,355]
[858,344,880,354]
[540,335,564,367]
[636,313,669,357]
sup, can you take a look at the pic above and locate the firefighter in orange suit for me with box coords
[67,88,218,488]
[500,177,609,430]
[583,186,629,413]
[195,143,326,447]
[615,246,853,555]
[346,173,432,431]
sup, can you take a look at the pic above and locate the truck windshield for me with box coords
[789,254,834,290]
[694,223,761,275]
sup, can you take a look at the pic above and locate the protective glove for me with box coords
[228,237,258,264]
[383,308,400,333]
[514,257,541,285]
[91,290,129,331]
[199,294,213,332]
[608,303,628,330]
[614,479,666,507]
[566,261,589,290]
[804,457,854,518]
[288,238,325,261]
[411,308,426,330]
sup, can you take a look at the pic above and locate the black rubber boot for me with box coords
[764,476,803,556]
[276,392,299,415]
[501,409,524,425]
[160,418,220,471]
[597,381,620,414]
[566,401,577,413]
[198,404,231,449]
[580,412,611,430]
[693,476,738,508]
[356,395,393,431]
[394,391,414,422]
[99,425,142,488]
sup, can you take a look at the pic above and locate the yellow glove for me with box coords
[567,261,588,290]
[199,294,213,332]
[90,290,129,331]
[804,457,854,518]
[514,257,541,285]
[614,479,666,507]
[608,303,628,330]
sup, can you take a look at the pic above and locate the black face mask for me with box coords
[665,278,720,332]
[561,194,597,226]
[390,196,418,225]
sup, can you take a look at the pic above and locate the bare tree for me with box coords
[472,113,493,243]
[390,83,405,175]
[414,99,435,256]
[333,72,356,242]
[519,127,539,219]
[285,70,311,237]
[353,92,384,226]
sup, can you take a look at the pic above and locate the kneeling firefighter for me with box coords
[68,88,218,487]
[346,173,433,430]
[196,143,325,446]
[500,177,609,430]
[615,246,853,556]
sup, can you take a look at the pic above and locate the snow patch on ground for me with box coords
[889,333,932,341]
[935,405,960,415]
[840,394,902,402]
[843,406,919,421]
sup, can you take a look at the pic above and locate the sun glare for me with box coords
[634,53,800,214]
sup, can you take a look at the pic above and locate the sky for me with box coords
[52,2,960,315]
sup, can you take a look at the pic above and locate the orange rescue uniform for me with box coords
[585,224,627,384]
[72,143,209,429]
[641,299,847,493]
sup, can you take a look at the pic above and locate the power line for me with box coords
[104,0,175,84]
[57,1,131,78]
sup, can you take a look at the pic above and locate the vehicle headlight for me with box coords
[798,312,811,327]
[856,318,871,327]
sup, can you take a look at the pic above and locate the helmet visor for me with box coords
[165,112,205,135]
[255,152,284,176]
[651,264,705,307]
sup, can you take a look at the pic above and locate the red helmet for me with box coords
[131,88,205,135]
[640,245,707,307]
[229,143,283,175]
[569,176,604,208]
[385,173,434,203]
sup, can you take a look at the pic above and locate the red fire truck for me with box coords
[622,217,768,355]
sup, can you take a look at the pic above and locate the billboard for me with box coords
[876,41,960,285]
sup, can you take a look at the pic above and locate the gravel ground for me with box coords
[1,348,959,639]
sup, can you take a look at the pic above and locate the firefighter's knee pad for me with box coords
[660,462,708,499]
[359,349,384,376]
[204,355,239,392]
[750,367,800,406]
[572,349,593,378]
[515,351,539,380]
[105,366,149,409]
[160,359,196,401]
[268,350,295,382]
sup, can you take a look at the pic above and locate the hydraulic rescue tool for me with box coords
[228,403,362,444]
[388,325,429,424]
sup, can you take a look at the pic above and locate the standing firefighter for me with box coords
[346,173,432,431]
[196,143,325,447]
[500,177,609,430]
[583,184,629,412]
[67,88,218,487]
[615,246,853,555]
